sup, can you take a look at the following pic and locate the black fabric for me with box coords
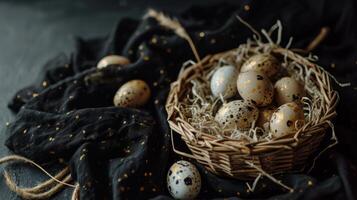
[5,0,357,199]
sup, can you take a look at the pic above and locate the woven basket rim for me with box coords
[166,45,338,154]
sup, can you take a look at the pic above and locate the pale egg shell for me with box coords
[269,102,305,137]
[274,77,306,105]
[240,54,280,78]
[210,65,238,99]
[97,55,130,69]
[167,160,201,200]
[237,71,274,107]
[215,100,259,130]
[257,106,277,128]
[113,80,150,107]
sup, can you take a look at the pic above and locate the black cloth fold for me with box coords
[5,0,357,199]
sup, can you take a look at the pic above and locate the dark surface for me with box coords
[1,0,357,200]
[0,1,236,199]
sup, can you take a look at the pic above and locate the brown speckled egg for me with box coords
[167,160,201,200]
[210,65,238,99]
[269,102,304,137]
[274,77,306,105]
[237,71,274,107]
[113,80,150,107]
[97,55,130,69]
[257,106,277,128]
[215,100,259,130]
[240,54,280,78]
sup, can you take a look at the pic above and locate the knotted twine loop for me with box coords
[0,155,77,199]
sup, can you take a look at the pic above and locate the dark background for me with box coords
[0,0,237,199]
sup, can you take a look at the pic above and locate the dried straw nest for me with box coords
[164,18,340,187]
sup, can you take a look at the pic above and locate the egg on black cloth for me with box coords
[167,160,201,200]
[113,79,151,108]
[97,55,130,69]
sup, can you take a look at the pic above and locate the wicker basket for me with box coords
[165,45,338,180]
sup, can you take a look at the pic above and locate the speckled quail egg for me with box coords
[97,55,130,69]
[274,77,306,105]
[237,71,274,107]
[240,54,280,78]
[270,102,305,137]
[257,106,277,129]
[113,79,150,107]
[215,100,259,130]
[210,65,238,99]
[167,160,201,200]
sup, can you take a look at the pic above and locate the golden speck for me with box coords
[49,137,55,141]
[236,192,240,196]
[16,95,21,99]
[32,93,39,97]
[5,122,10,126]
[152,188,156,192]
[49,151,55,154]
[331,63,336,68]
[23,129,28,134]
[82,148,87,152]
[210,38,216,44]
[307,180,313,186]
[143,56,150,61]
[42,81,48,87]
[98,116,102,120]
[123,173,128,178]
[55,127,60,131]
[82,130,86,134]
[159,69,164,74]
[148,172,152,176]
[199,32,205,37]
[131,169,135,174]
[69,95,74,99]
[58,158,65,163]
[244,5,250,11]
[64,64,69,68]
[140,186,145,191]
[154,99,159,104]
[144,172,148,177]
[218,189,222,193]
[75,115,79,119]
[69,134,73,138]
[141,141,145,145]
[151,37,158,44]
[79,154,85,160]
[118,178,122,182]
[139,45,144,50]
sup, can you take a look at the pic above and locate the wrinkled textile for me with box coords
[5,1,357,199]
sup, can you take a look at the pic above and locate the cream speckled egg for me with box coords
[240,54,280,78]
[215,100,259,130]
[97,55,130,69]
[113,80,150,107]
[210,65,238,99]
[274,77,306,105]
[237,71,274,107]
[167,160,201,200]
[257,106,277,128]
[270,102,305,137]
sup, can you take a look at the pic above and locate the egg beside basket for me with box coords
[162,20,339,182]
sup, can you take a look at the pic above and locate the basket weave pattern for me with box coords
[166,46,338,180]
